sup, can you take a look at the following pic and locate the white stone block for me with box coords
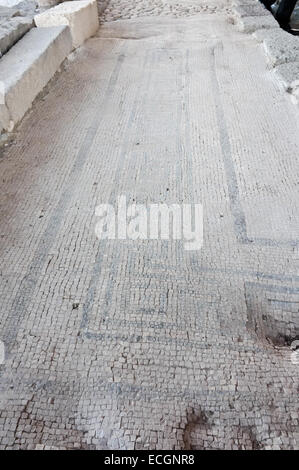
[0,25,72,132]
[253,28,299,67]
[34,0,99,49]
[0,0,22,7]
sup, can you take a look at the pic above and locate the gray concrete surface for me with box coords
[0,0,298,450]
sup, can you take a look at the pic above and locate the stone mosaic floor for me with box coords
[0,0,298,450]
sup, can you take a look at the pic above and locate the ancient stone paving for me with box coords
[0,0,298,450]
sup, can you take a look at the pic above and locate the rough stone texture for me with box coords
[0,25,72,131]
[97,0,108,15]
[274,62,299,106]
[232,0,258,5]
[275,61,299,90]
[0,17,33,57]
[0,1,298,451]
[235,14,279,33]
[232,3,269,18]
[99,0,232,22]
[246,285,299,347]
[234,3,299,103]
[14,0,37,16]
[35,0,99,48]
[0,5,19,21]
[36,0,60,10]
[0,0,37,19]
[253,28,299,67]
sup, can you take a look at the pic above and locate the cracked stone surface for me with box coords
[0,0,298,450]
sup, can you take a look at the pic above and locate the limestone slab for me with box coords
[253,28,299,66]
[34,0,99,49]
[0,12,299,450]
[0,25,72,131]
[236,14,279,33]
[233,3,269,18]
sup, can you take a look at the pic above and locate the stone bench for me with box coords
[34,0,99,49]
